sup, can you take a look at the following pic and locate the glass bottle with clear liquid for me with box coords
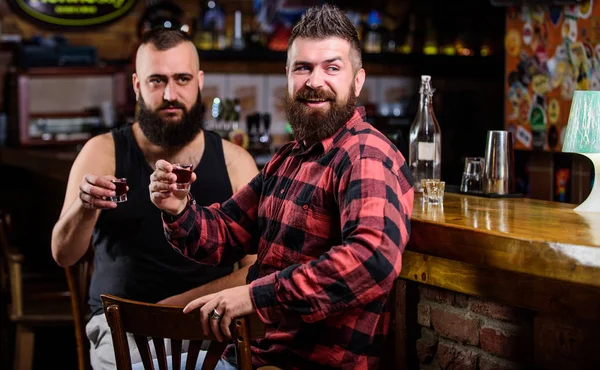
[409,75,441,192]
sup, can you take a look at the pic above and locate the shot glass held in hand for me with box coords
[173,164,193,190]
[109,178,128,203]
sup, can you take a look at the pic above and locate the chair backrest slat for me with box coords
[151,338,167,370]
[170,340,182,370]
[101,294,267,370]
[235,317,252,370]
[105,304,133,370]
[133,334,153,370]
[200,341,227,370]
[184,340,203,370]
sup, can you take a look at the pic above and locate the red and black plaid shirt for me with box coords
[163,108,414,369]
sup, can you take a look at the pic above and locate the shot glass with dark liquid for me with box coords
[109,178,128,203]
[173,164,193,190]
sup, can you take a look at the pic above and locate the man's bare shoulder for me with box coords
[74,132,115,169]
[83,132,114,151]
[221,138,256,167]
[221,138,259,192]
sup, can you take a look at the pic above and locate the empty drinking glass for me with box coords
[424,179,445,204]
[460,157,484,194]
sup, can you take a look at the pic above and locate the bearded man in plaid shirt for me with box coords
[149,4,415,369]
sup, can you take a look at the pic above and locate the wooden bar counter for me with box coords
[3,147,600,369]
[397,193,600,370]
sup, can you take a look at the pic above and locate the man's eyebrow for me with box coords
[323,57,343,64]
[147,73,194,80]
[292,60,311,67]
[292,57,343,66]
[147,74,167,80]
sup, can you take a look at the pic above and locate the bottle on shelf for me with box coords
[422,17,438,55]
[409,75,442,192]
[397,13,415,54]
[364,10,382,54]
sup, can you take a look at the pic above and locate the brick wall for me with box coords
[414,285,600,370]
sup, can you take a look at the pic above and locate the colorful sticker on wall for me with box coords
[570,41,592,89]
[532,74,551,95]
[523,22,533,45]
[530,96,547,150]
[563,18,579,43]
[516,124,533,148]
[561,69,576,99]
[564,5,579,18]
[549,6,562,26]
[507,82,530,120]
[579,0,594,19]
[505,29,522,57]
[549,59,567,88]
[555,44,568,60]
[548,99,560,123]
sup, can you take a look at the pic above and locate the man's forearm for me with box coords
[157,264,251,306]
[51,199,98,267]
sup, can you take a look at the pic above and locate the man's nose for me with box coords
[163,81,178,102]
[307,69,325,89]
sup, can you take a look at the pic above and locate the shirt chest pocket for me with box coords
[285,195,334,240]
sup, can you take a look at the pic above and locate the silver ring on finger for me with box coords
[210,308,222,321]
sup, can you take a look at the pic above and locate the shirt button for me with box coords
[302,204,309,210]
[280,189,285,194]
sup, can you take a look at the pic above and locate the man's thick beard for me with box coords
[285,84,357,145]
[137,94,204,150]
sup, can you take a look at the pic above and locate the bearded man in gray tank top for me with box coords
[50,28,258,370]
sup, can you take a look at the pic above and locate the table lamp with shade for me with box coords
[563,90,600,212]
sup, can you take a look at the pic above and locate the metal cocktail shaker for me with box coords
[483,130,515,195]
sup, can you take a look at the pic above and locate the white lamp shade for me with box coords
[563,90,600,153]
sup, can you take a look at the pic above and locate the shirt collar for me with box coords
[291,106,366,156]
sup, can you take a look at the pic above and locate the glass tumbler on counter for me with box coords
[460,157,484,194]
[423,179,445,204]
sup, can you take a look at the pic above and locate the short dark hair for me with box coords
[140,28,192,51]
[287,4,362,71]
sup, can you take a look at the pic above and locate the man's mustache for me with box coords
[159,101,186,110]
[295,86,336,102]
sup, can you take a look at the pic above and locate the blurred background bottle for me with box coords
[409,75,442,192]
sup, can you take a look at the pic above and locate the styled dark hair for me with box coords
[287,4,362,71]
[140,27,192,51]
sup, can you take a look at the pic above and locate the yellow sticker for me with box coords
[579,0,593,19]
[548,99,560,124]
[570,42,588,66]
[551,61,567,89]
[505,29,521,57]
[532,75,551,95]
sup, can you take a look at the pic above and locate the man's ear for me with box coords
[132,73,140,101]
[354,68,366,97]
[197,70,204,90]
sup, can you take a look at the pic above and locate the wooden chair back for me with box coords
[0,210,73,370]
[101,294,266,370]
[64,246,95,370]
